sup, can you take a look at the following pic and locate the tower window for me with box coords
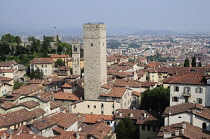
[91,43,93,47]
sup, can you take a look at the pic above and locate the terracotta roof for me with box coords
[162,102,210,120]
[157,122,210,139]
[0,108,45,128]
[115,109,161,126]
[55,131,88,139]
[0,69,16,73]
[100,87,126,98]
[9,133,48,139]
[132,91,141,97]
[53,91,79,101]
[13,84,43,95]
[50,101,61,109]
[162,74,206,85]
[62,83,72,88]
[114,79,140,88]
[101,84,112,90]
[28,92,52,102]
[20,100,39,109]
[30,58,54,64]
[29,79,44,84]
[145,62,161,68]
[82,123,112,139]
[0,101,16,109]
[32,113,82,131]
[140,81,157,88]
[58,66,69,71]
[42,76,64,85]
[51,55,69,58]
[0,77,13,81]
[0,60,18,67]
[84,114,114,124]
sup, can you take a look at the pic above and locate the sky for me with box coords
[0,0,210,33]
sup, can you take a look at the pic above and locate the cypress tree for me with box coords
[184,58,190,67]
[191,55,196,67]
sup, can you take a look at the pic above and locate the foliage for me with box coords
[141,87,170,113]
[107,41,121,49]
[29,68,44,79]
[0,42,11,55]
[191,55,196,67]
[55,58,64,67]
[198,61,202,67]
[1,33,21,44]
[115,117,138,139]
[184,58,190,67]
[146,53,167,62]
[13,81,25,90]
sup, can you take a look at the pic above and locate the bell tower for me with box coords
[71,40,81,76]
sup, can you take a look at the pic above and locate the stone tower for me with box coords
[71,40,81,75]
[83,23,107,100]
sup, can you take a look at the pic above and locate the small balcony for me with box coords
[183,92,191,97]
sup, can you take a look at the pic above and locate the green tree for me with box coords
[198,61,202,67]
[13,81,25,90]
[115,120,126,139]
[0,54,6,61]
[15,36,21,44]
[184,58,190,67]
[141,87,170,113]
[29,68,44,79]
[55,58,64,67]
[191,55,196,67]
[115,117,137,139]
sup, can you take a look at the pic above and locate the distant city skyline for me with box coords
[1,0,210,34]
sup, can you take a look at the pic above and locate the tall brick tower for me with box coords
[71,40,81,75]
[83,23,107,100]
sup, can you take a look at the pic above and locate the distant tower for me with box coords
[71,40,81,75]
[83,23,107,100]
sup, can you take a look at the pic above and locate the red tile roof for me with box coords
[82,123,112,139]
[132,91,141,96]
[100,87,126,98]
[157,122,210,139]
[163,74,206,85]
[13,84,43,95]
[53,91,79,101]
[62,83,72,88]
[145,62,161,68]
[115,109,161,126]
[30,58,54,64]
[84,114,114,124]
[51,55,69,58]
[0,60,18,67]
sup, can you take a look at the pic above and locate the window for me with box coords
[112,104,114,108]
[107,121,110,125]
[184,87,190,93]
[197,98,202,104]
[202,122,207,130]
[147,125,151,131]
[142,125,145,130]
[174,86,179,92]
[91,43,93,46]
[101,111,104,114]
[101,103,104,108]
[172,97,179,102]
[196,87,203,93]
[94,105,96,108]
[112,111,114,114]
[87,105,90,108]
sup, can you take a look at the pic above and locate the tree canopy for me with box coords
[191,55,196,67]
[115,117,138,139]
[141,87,170,113]
[184,58,190,67]
[29,68,44,79]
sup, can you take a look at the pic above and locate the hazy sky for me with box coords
[1,0,210,32]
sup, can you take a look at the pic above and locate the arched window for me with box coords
[202,122,207,130]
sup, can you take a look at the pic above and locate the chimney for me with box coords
[143,113,147,117]
[119,113,122,116]
[130,113,133,117]
[169,110,172,115]
[163,132,171,138]
[182,122,186,129]
[181,129,185,134]
[175,130,179,136]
